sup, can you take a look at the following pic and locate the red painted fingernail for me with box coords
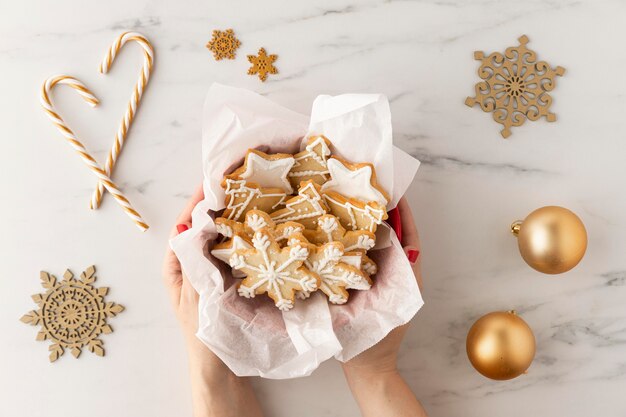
[407,249,419,264]
[176,224,189,234]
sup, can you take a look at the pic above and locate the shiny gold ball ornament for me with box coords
[466,311,535,380]
[511,206,587,274]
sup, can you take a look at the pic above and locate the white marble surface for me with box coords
[2,0,626,415]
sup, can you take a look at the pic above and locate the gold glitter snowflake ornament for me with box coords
[248,48,278,82]
[206,29,241,60]
[20,266,124,362]
[465,35,565,138]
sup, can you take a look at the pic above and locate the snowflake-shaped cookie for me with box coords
[304,214,376,252]
[247,47,278,82]
[206,29,241,60]
[288,136,332,190]
[270,180,329,229]
[230,229,319,311]
[465,35,565,138]
[295,237,371,304]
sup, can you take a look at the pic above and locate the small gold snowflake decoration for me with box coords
[248,47,278,82]
[465,35,565,138]
[20,266,124,362]
[206,29,241,60]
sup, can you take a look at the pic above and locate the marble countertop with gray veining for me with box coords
[2,0,626,415]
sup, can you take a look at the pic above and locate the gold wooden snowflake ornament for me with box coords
[248,47,278,82]
[20,266,124,362]
[206,29,241,60]
[465,35,565,138]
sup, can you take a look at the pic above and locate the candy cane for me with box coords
[40,75,150,232]
[90,31,155,209]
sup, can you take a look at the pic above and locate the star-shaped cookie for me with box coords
[225,149,295,194]
[321,157,390,205]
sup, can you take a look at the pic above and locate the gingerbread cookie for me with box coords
[303,214,376,252]
[270,180,329,229]
[224,149,295,194]
[321,156,390,206]
[323,191,387,232]
[230,229,320,311]
[291,234,370,304]
[216,210,303,244]
[287,136,332,190]
[222,179,286,222]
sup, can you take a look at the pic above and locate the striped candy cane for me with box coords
[40,75,150,232]
[90,31,155,209]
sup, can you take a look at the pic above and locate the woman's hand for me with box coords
[341,197,428,417]
[162,185,263,417]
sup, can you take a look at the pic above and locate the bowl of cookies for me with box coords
[171,84,423,379]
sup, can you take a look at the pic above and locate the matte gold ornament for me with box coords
[511,206,587,274]
[20,266,124,362]
[465,35,565,138]
[466,311,535,380]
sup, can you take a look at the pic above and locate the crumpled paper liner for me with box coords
[171,83,423,379]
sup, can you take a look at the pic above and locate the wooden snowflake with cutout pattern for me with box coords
[20,266,124,362]
[465,35,565,138]
[206,29,241,60]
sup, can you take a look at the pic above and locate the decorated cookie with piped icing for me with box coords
[287,135,332,190]
[323,190,387,233]
[291,234,370,304]
[230,229,320,311]
[321,156,390,206]
[222,179,287,222]
[303,214,376,252]
[224,149,295,194]
[270,180,329,229]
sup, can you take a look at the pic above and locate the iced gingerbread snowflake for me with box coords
[465,35,565,138]
[296,239,370,304]
[20,266,124,362]
[206,29,241,60]
[230,230,319,311]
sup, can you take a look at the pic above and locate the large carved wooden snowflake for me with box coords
[465,35,565,138]
[20,266,124,362]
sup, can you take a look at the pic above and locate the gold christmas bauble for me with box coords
[466,311,535,380]
[511,206,587,274]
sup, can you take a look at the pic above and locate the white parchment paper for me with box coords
[171,83,423,379]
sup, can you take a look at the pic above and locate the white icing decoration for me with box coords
[215,223,233,237]
[345,234,376,252]
[322,158,388,205]
[245,212,267,232]
[239,152,295,193]
[363,261,377,276]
